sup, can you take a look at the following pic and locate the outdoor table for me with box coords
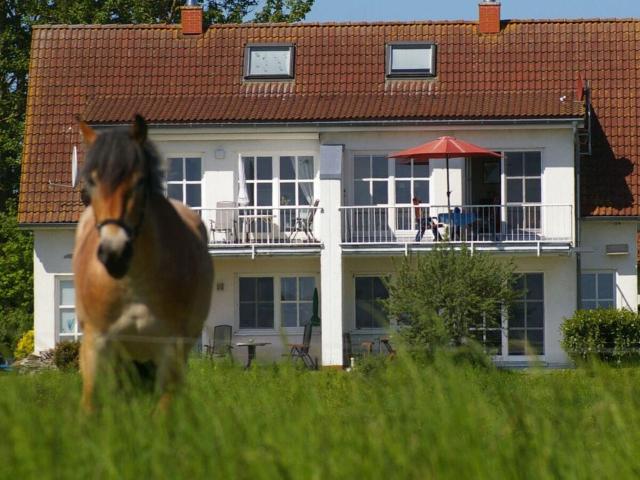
[437,211,477,227]
[236,342,271,369]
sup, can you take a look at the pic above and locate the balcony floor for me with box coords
[341,241,573,256]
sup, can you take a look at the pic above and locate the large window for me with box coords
[354,155,389,205]
[242,156,274,207]
[505,151,542,238]
[386,43,436,77]
[281,277,316,327]
[58,279,81,341]
[581,272,615,309]
[509,273,544,355]
[355,276,389,329]
[167,157,202,211]
[279,156,314,207]
[395,158,429,230]
[245,44,295,79]
[239,277,274,329]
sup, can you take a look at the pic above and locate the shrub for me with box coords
[561,308,640,363]
[14,329,34,360]
[53,341,81,370]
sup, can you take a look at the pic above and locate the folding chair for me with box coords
[203,324,233,359]
[288,199,320,242]
[209,201,237,243]
[288,323,316,369]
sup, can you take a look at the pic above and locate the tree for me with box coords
[384,246,520,353]
[0,0,315,351]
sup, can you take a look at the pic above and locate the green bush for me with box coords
[14,330,34,360]
[53,341,81,370]
[561,308,640,363]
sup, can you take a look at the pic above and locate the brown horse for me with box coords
[73,116,213,412]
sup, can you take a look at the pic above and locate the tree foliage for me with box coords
[385,246,520,352]
[0,0,315,351]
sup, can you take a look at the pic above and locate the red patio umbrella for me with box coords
[389,136,501,214]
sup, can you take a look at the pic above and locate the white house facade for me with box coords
[21,3,640,367]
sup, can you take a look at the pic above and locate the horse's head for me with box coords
[79,115,162,279]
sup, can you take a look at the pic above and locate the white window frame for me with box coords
[236,273,320,335]
[166,155,203,212]
[279,155,315,207]
[244,44,295,80]
[386,42,437,78]
[393,158,430,231]
[506,272,545,358]
[241,155,275,208]
[56,276,82,342]
[580,271,616,309]
[504,151,542,205]
[353,154,390,206]
[280,276,317,328]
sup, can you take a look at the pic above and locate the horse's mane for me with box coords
[82,127,164,195]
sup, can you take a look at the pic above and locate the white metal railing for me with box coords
[201,205,321,246]
[340,204,573,245]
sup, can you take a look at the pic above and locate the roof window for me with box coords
[386,42,436,78]
[244,44,295,80]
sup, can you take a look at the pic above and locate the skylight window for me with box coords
[245,44,295,79]
[386,43,436,78]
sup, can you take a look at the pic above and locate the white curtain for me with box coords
[237,154,250,206]
[298,157,314,205]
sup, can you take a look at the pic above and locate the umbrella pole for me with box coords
[446,155,451,214]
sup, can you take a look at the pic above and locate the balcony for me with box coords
[340,204,574,255]
[201,205,322,257]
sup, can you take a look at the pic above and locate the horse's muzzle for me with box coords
[97,241,133,279]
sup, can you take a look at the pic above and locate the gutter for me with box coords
[18,223,77,230]
[581,216,640,222]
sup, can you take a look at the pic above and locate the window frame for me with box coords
[354,275,390,330]
[353,154,390,206]
[507,272,545,357]
[393,158,430,231]
[56,276,82,342]
[278,155,315,207]
[386,42,437,78]
[166,155,203,212]
[280,276,317,328]
[244,43,295,80]
[580,271,616,309]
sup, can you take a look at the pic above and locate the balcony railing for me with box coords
[201,205,321,246]
[340,204,573,245]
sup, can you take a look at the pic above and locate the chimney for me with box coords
[478,0,501,34]
[181,0,203,35]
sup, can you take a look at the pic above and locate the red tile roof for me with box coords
[18,19,640,223]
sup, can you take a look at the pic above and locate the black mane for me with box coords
[82,127,164,195]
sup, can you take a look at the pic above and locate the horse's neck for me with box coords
[128,194,169,281]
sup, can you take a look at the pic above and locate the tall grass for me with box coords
[2,355,640,479]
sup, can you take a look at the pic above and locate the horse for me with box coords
[72,115,213,412]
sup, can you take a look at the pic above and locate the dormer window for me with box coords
[386,42,436,78]
[245,44,295,80]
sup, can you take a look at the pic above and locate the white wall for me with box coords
[580,221,638,311]
[33,229,75,353]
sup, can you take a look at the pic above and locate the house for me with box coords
[19,0,640,367]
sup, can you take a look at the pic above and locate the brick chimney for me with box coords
[478,0,501,34]
[181,1,203,35]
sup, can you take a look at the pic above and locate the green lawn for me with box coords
[1,355,640,479]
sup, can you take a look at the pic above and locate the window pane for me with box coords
[505,153,523,177]
[371,302,388,328]
[299,277,315,301]
[167,184,183,202]
[526,329,544,355]
[257,303,274,328]
[506,179,523,203]
[391,46,431,71]
[598,273,614,300]
[280,156,295,180]
[354,156,369,180]
[249,47,291,76]
[60,280,75,306]
[256,157,272,180]
[527,302,544,328]
[598,300,615,309]
[239,278,256,302]
[281,277,297,301]
[186,184,201,208]
[414,181,429,204]
[185,157,201,181]
[396,180,411,204]
[485,330,502,355]
[280,183,295,206]
[354,181,371,205]
[581,300,597,310]
[356,300,372,328]
[395,160,412,178]
[239,303,255,329]
[60,310,76,334]
[299,302,313,326]
[298,184,313,205]
[524,152,542,176]
[372,156,388,178]
[243,157,255,181]
[167,158,183,181]
[373,277,389,300]
[257,278,274,301]
[581,274,596,299]
[526,274,544,300]
[525,179,541,203]
[355,277,372,300]
[414,162,429,178]
[372,181,388,204]
[508,329,525,355]
[509,302,525,328]
[282,303,298,327]
[256,183,272,206]
[298,157,314,180]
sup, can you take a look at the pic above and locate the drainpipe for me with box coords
[573,121,582,309]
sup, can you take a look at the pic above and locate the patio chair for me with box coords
[288,199,320,242]
[288,323,316,369]
[209,201,237,243]
[203,324,233,359]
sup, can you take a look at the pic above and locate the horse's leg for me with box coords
[79,330,101,413]
[154,339,190,414]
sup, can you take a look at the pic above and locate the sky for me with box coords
[303,0,640,22]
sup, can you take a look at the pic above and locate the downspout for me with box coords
[574,121,582,310]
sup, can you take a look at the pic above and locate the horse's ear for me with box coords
[78,120,97,146]
[131,115,147,144]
